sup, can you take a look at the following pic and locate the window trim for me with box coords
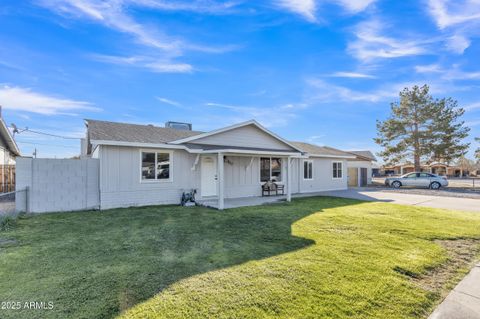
[259,157,283,183]
[332,161,343,180]
[139,149,173,183]
[303,160,314,180]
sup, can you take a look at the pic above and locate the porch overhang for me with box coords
[201,149,303,157]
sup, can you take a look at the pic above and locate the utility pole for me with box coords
[33,148,37,159]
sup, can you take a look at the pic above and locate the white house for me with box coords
[0,112,20,166]
[83,119,362,210]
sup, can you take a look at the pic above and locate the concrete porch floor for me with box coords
[196,192,332,209]
[197,195,288,209]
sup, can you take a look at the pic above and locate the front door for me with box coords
[201,156,218,197]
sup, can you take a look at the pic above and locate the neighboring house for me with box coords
[345,151,377,187]
[0,112,20,165]
[382,162,471,177]
[83,119,356,210]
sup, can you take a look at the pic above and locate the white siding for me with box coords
[99,146,200,209]
[291,157,348,193]
[0,146,15,165]
[192,125,295,151]
[224,156,261,198]
[98,147,349,209]
[224,156,348,198]
[347,160,373,184]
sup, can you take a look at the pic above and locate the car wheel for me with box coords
[430,182,441,190]
[391,181,401,188]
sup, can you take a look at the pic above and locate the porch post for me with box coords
[287,157,292,202]
[217,152,224,210]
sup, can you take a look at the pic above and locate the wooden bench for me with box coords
[261,181,285,196]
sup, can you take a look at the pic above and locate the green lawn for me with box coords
[1,197,480,319]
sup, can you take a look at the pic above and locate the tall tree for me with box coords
[375,85,470,171]
[456,156,476,175]
[476,137,480,162]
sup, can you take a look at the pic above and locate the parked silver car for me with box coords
[385,172,448,189]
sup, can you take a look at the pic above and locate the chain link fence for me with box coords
[0,188,28,216]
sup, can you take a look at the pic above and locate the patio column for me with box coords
[286,157,292,202]
[217,152,224,210]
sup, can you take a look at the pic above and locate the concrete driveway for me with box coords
[314,188,480,212]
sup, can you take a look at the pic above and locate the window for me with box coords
[141,151,171,181]
[260,157,282,182]
[304,160,313,180]
[418,173,432,178]
[405,173,417,178]
[332,161,343,179]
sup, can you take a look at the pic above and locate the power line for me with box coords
[21,128,81,140]
[16,140,79,149]
[11,124,81,140]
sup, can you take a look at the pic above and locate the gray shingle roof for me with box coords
[86,119,355,159]
[347,150,376,161]
[86,119,203,144]
[289,141,352,157]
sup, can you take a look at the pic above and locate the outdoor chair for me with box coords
[261,181,285,196]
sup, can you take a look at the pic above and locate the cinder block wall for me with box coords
[15,157,100,213]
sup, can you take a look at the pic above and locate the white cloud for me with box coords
[275,0,317,22]
[348,20,430,62]
[306,78,469,104]
[465,119,480,127]
[329,71,376,78]
[274,0,375,21]
[40,0,181,52]
[428,0,480,29]
[90,54,193,73]
[427,0,480,54]
[415,63,480,80]
[0,86,98,115]
[464,102,480,111]
[332,0,376,13]
[306,135,325,145]
[156,97,182,107]
[445,34,471,54]
[38,0,238,71]
[144,61,193,73]
[307,78,397,102]
[127,0,241,13]
[204,102,303,127]
[415,64,443,73]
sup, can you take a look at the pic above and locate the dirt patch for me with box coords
[413,239,480,293]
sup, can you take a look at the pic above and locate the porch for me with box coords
[196,191,343,209]
[194,148,302,210]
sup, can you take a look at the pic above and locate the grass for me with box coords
[0,197,480,319]
[0,212,23,231]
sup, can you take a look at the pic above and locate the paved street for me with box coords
[314,188,480,212]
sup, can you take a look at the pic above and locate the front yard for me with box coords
[1,197,480,319]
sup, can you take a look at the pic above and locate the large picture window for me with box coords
[332,161,343,179]
[260,157,282,182]
[141,151,171,181]
[304,160,313,180]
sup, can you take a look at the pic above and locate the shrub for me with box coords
[0,215,16,231]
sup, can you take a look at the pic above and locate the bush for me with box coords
[0,215,17,231]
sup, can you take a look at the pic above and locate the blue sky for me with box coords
[0,0,479,159]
